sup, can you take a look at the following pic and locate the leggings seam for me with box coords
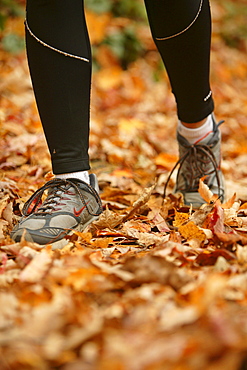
[25,18,90,63]
[155,0,203,41]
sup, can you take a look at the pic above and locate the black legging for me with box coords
[25,0,214,175]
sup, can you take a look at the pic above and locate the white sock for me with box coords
[56,171,90,184]
[177,114,214,144]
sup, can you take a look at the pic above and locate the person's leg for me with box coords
[144,0,224,206]
[11,0,102,247]
[25,0,91,179]
[144,0,213,123]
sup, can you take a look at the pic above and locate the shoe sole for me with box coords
[50,214,100,250]
[11,214,100,250]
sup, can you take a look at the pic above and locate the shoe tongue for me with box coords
[47,183,71,194]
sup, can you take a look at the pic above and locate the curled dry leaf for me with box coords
[123,226,169,247]
[221,192,237,209]
[214,256,230,272]
[0,219,9,240]
[190,204,213,226]
[2,201,13,227]
[224,201,242,227]
[199,178,214,203]
[210,204,225,234]
[19,250,52,283]
[93,206,125,229]
[122,183,156,222]
[147,209,170,232]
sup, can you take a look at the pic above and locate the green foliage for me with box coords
[219,0,247,50]
[0,0,24,30]
[112,0,146,21]
[84,0,112,14]
[84,0,146,20]
[85,0,147,68]
[2,33,25,53]
[103,25,144,69]
[0,0,25,53]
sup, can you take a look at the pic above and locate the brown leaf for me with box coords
[93,206,125,229]
[122,183,156,222]
[195,249,236,266]
[19,250,52,283]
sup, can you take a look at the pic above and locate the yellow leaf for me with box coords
[92,237,113,249]
[179,221,206,242]
[173,210,189,227]
[118,118,145,134]
[95,66,123,90]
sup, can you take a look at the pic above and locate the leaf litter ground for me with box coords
[0,3,247,369]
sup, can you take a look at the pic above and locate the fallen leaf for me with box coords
[210,204,225,234]
[179,221,206,243]
[122,183,156,222]
[93,206,125,229]
[173,210,189,227]
[199,178,214,203]
[19,250,52,283]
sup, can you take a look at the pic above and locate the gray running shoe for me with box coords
[11,174,103,248]
[164,117,225,208]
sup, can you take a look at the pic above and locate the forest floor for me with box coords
[0,1,247,369]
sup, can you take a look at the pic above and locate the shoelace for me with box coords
[22,178,103,217]
[164,121,224,199]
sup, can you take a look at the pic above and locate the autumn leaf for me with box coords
[173,210,189,227]
[198,178,215,203]
[209,204,225,234]
[19,250,52,283]
[179,221,206,243]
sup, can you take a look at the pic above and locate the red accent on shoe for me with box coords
[73,201,90,217]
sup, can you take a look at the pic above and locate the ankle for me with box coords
[177,114,214,144]
[56,170,90,184]
[180,118,207,128]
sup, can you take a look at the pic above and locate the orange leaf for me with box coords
[179,221,206,243]
[154,153,178,170]
[173,210,189,228]
[85,10,111,44]
[198,178,214,203]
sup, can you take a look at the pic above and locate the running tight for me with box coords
[25,0,214,174]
